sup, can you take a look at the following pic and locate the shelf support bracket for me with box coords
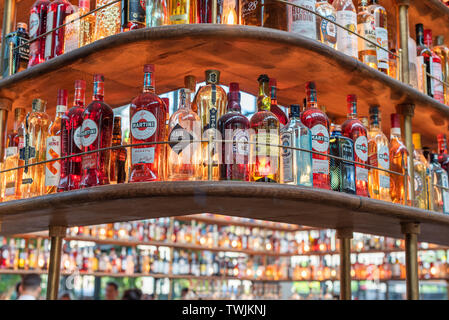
[398,0,410,85]
[337,227,353,300]
[401,222,420,300]
[46,225,67,300]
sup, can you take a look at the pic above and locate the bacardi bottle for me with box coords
[217,83,250,181]
[280,104,313,186]
[424,29,445,104]
[269,78,288,128]
[167,88,202,181]
[315,0,337,49]
[389,113,409,205]
[412,133,428,209]
[45,0,74,60]
[290,0,317,40]
[121,0,146,31]
[129,64,166,182]
[367,105,390,201]
[59,80,86,192]
[80,74,114,187]
[430,153,449,214]
[368,0,388,74]
[45,89,68,194]
[249,74,280,183]
[300,82,330,190]
[342,95,369,197]
[333,0,357,58]
[329,124,355,194]
[28,0,50,67]
[357,0,377,69]
[110,116,127,184]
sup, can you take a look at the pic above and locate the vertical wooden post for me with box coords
[398,0,410,85]
[46,226,67,300]
[337,228,353,300]
[401,222,420,300]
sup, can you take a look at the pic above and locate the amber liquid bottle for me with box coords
[110,116,127,184]
[241,0,288,30]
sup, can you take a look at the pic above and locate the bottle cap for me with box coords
[290,104,300,117]
[93,74,104,82]
[184,75,196,92]
[32,98,47,112]
[347,94,357,115]
[305,81,316,91]
[205,70,220,84]
[257,74,269,83]
[415,23,424,34]
[390,113,400,128]
[17,22,27,30]
[144,64,155,73]
[75,79,86,89]
[269,78,277,87]
[436,35,445,46]
[14,107,26,118]
[57,89,68,106]
[369,105,379,114]
[412,133,422,150]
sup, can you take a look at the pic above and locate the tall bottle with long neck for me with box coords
[45,0,74,60]
[80,74,114,187]
[300,82,330,190]
[416,24,433,98]
[28,0,50,67]
[59,80,86,192]
[357,0,377,69]
[412,133,428,210]
[342,95,369,197]
[368,0,388,74]
[269,78,288,128]
[367,105,390,201]
[433,35,449,105]
[249,74,280,183]
[424,29,445,104]
[129,64,167,182]
[333,0,357,58]
[389,113,409,205]
[218,83,250,181]
[46,89,68,194]
[109,116,127,184]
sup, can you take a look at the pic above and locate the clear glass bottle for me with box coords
[367,105,390,202]
[430,153,449,214]
[356,0,377,69]
[109,116,127,184]
[333,0,357,58]
[45,89,68,194]
[167,88,202,181]
[45,0,74,60]
[94,0,121,41]
[249,74,280,183]
[433,35,449,105]
[20,99,50,198]
[196,70,227,180]
[290,0,317,40]
[64,0,96,53]
[412,133,428,210]
[315,0,337,49]
[368,0,388,74]
[80,74,114,187]
[146,0,169,27]
[129,64,167,182]
[280,104,313,186]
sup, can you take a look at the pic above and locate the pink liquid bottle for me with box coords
[28,0,50,67]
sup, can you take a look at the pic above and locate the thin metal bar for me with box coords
[212,0,217,24]
[425,71,449,89]
[46,226,67,300]
[8,41,14,77]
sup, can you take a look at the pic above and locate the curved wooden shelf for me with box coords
[1,181,449,246]
[0,24,448,147]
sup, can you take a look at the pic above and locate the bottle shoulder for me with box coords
[131,92,164,109]
[85,100,114,116]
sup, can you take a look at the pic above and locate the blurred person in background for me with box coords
[105,281,119,300]
[17,274,41,300]
[122,288,142,300]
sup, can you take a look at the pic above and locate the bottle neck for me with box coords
[347,102,357,119]
[370,114,381,130]
[13,116,24,132]
[416,29,425,46]
[227,97,241,112]
[179,91,192,110]
[74,87,86,107]
[258,81,271,111]
[391,127,401,139]
[143,72,155,94]
[93,81,104,101]
[307,90,318,109]
[270,86,277,106]
[438,139,448,155]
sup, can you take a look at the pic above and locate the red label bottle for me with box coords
[28,0,50,67]
[269,78,288,127]
[45,0,74,60]
[129,64,167,182]
[300,81,330,190]
[424,29,445,104]
[341,94,369,197]
[80,74,114,187]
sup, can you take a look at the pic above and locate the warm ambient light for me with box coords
[224,8,237,25]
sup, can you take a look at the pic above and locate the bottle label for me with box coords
[74,126,83,150]
[132,147,155,164]
[45,136,61,186]
[312,158,329,175]
[310,124,329,153]
[168,123,194,155]
[5,146,18,158]
[336,11,357,57]
[354,136,368,162]
[81,119,99,147]
[131,110,157,140]
[291,0,317,40]
[254,132,279,156]
[416,56,425,93]
[45,10,54,59]
[127,0,146,23]
[241,0,259,22]
[376,27,389,70]
[4,181,16,196]
[379,174,390,189]
[56,105,67,114]
[281,132,294,183]
[414,171,423,195]
[17,36,30,61]
[357,21,376,51]
[29,13,40,38]
[356,166,369,183]
[432,60,444,103]
[233,129,249,156]
[320,15,337,43]
[377,144,389,169]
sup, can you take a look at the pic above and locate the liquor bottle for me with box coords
[196,0,223,23]
[217,83,250,181]
[121,0,146,31]
[169,0,192,24]
[167,88,202,180]
[241,0,287,30]
[300,82,330,190]
[94,0,121,41]
[249,74,280,183]
[196,70,227,180]
[240,0,262,26]
[2,108,26,201]
[45,89,68,194]
[333,0,357,58]
[290,0,317,40]
[433,35,449,105]
[20,99,50,198]
[59,80,86,191]
[80,74,114,187]
[146,0,169,27]
[222,0,238,24]
[2,23,30,78]
[408,36,420,90]
[437,134,449,173]
[342,95,369,197]
[416,24,433,97]
[367,105,390,201]
[412,133,428,209]
[315,0,337,49]
[356,0,377,69]
[430,153,449,214]
[28,0,50,67]
[269,78,288,128]
[424,29,444,104]
[109,116,127,184]
[64,0,96,53]
[45,0,74,60]
[329,124,356,193]
[129,64,166,182]
[389,113,409,205]
[280,104,313,186]
[368,0,388,74]
[184,75,198,113]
